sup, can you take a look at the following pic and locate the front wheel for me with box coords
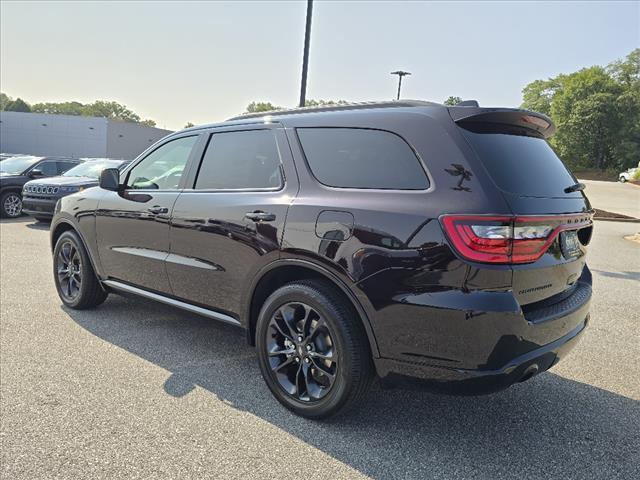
[53,230,108,309]
[1,192,23,218]
[619,176,627,183]
[256,280,373,419]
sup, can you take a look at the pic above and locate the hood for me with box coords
[24,175,98,187]
[0,173,28,185]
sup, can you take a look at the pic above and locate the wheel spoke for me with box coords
[309,350,335,363]
[301,362,313,399]
[308,317,328,340]
[294,361,304,397]
[272,356,296,373]
[276,304,300,340]
[268,347,294,357]
[66,276,73,297]
[61,244,71,263]
[301,304,316,338]
[310,357,336,381]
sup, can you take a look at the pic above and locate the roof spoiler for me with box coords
[448,107,556,139]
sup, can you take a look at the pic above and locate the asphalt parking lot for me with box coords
[579,180,640,218]
[1,217,639,479]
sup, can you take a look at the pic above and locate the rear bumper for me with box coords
[371,270,592,394]
[375,315,587,394]
[22,196,58,217]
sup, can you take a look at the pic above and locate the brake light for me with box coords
[440,214,592,264]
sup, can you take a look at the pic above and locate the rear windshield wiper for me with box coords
[564,182,585,193]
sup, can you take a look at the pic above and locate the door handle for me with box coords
[244,211,276,222]
[148,206,169,215]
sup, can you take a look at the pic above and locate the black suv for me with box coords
[0,156,82,217]
[50,101,593,419]
[22,159,129,221]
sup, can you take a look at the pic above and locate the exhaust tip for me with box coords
[519,364,539,383]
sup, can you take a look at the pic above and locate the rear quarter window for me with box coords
[296,127,429,190]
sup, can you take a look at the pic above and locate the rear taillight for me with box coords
[440,214,592,264]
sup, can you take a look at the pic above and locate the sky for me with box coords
[1,1,638,130]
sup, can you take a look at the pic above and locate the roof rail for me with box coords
[227,99,441,121]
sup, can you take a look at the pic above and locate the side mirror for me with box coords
[99,168,120,191]
[29,168,44,178]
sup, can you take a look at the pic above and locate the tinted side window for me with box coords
[297,128,429,189]
[127,136,197,190]
[37,161,58,176]
[195,130,282,190]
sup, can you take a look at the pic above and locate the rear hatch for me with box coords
[448,107,593,307]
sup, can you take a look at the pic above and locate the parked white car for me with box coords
[619,165,639,182]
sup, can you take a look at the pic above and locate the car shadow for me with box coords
[25,220,51,231]
[592,268,640,282]
[0,216,31,224]
[65,295,640,479]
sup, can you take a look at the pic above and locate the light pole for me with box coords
[299,0,313,107]
[390,70,411,100]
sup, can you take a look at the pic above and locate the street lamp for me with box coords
[299,0,314,107]
[390,70,411,100]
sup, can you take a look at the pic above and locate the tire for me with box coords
[256,280,373,419]
[1,191,23,218]
[53,230,108,309]
[619,176,627,183]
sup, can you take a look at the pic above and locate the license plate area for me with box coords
[560,230,581,259]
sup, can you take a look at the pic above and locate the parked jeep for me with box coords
[0,156,82,217]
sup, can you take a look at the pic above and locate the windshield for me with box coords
[460,128,579,197]
[0,156,41,175]
[63,160,124,179]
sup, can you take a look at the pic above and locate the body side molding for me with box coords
[103,280,241,327]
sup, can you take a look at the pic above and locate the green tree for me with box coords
[304,99,349,107]
[5,97,31,112]
[0,92,11,110]
[443,96,463,106]
[31,101,85,115]
[139,119,157,127]
[521,50,639,171]
[184,122,195,128]
[83,100,141,122]
[521,78,564,116]
[245,99,350,114]
[246,101,282,113]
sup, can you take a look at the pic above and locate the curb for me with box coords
[593,217,640,223]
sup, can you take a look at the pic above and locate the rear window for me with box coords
[460,128,578,197]
[297,128,429,190]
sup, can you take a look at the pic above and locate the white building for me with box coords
[0,111,172,159]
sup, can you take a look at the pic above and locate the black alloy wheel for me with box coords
[266,301,338,402]
[56,240,83,302]
[53,230,108,309]
[256,280,373,419]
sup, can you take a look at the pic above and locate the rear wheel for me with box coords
[53,230,108,309]
[256,280,373,419]
[619,176,627,183]
[1,192,22,218]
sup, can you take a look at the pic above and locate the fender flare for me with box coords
[242,258,380,358]
[51,219,104,282]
